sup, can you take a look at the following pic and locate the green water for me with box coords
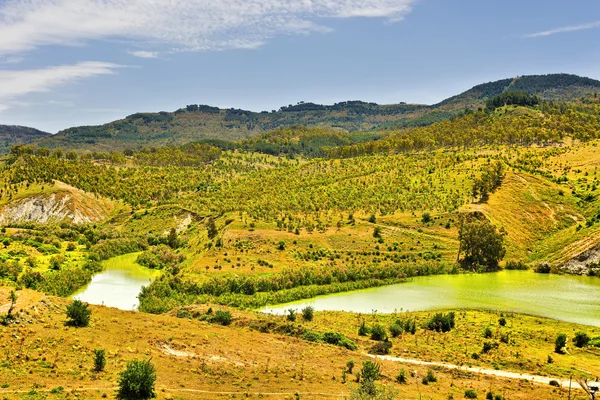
[72,253,160,311]
[263,270,600,326]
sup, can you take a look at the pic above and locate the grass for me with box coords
[1,287,598,399]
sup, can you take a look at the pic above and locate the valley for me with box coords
[1,75,600,399]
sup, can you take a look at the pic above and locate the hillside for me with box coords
[434,73,600,111]
[0,125,51,154]
[32,74,600,152]
[0,287,598,399]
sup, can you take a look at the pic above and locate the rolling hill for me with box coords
[0,125,51,154]
[32,73,600,153]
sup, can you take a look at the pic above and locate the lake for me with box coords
[72,253,160,311]
[262,270,600,326]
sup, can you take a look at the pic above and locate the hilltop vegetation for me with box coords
[29,73,600,153]
[0,125,51,154]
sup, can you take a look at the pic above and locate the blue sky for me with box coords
[0,0,599,133]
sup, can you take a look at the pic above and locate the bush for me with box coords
[481,341,497,354]
[389,322,403,338]
[464,389,478,399]
[322,332,357,350]
[301,306,314,321]
[211,310,232,326]
[498,317,506,326]
[504,260,528,270]
[358,321,370,336]
[346,360,355,374]
[361,361,381,382]
[302,330,321,342]
[286,309,297,322]
[425,312,455,332]
[396,369,407,384]
[483,326,493,338]
[65,300,91,327]
[573,331,590,348]
[534,262,552,274]
[117,359,156,400]
[421,369,437,385]
[94,349,106,372]
[555,333,567,353]
[369,341,392,355]
[370,324,388,341]
[49,255,66,270]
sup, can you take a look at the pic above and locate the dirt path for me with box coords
[371,354,580,389]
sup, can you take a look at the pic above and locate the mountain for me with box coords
[434,73,600,111]
[0,125,51,153]
[32,73,600,152]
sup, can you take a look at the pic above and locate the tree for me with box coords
[458,216,506,270]
[117,358,157,400]
[65,300,91,327]
[206,217,218,240]
[573,331,590,348]
[301,306,314,321]
[94,349,106,372]
[554,333,567,354]
[167,228,179,249]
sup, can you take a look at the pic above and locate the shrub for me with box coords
[358,321,370,336]
[481,341,497,354]
[65,300,91,327]
[346,360,355,374]
[422,213,432,223]
[322,332,357,350]
[389,321,403,338]
[483,326,493,338]
[534,262,551,274]
[286,309,297,322]
[94,349,106,372]
[498,317,506,326]
[573,331,590,348]
[425,312,455,332]
[464,389,478,399]
[66,242,77,251]
[302,331,321,342]
[211,310,232,326]
[369,341,392,355]
[396,369,407,384]
[554,333,567,353]
[370,324,388,341]
[360,361,381,382]
[504,260,527,270]
[301,306,314,321]
[421,369,437,385]
[117,359,156,400]
[49,255,66,270]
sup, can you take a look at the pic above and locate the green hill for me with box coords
[0,125,51,154]
[32,73,600,153]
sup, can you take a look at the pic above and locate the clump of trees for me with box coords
[458,214,506,271]
[424,312,456,332]
[485,91,540,111]
[472,161,504,202]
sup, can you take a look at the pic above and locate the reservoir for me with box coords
[263,270,600,326]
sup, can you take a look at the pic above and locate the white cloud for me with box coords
[128,51,160,59]
[524,21,600,38]
[0,0,416,55]
[0,61,121,111]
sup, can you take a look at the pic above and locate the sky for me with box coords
[0,0,599,133]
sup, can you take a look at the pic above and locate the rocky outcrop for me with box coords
[0,190,110,225]
[562,243,600,275]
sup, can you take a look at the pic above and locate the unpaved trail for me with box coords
[371,354,579,389]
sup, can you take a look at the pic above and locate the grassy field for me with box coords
[1,287,598,399]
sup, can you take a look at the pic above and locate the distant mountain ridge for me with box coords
[29,73,600,152]
[0,125,51,153]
